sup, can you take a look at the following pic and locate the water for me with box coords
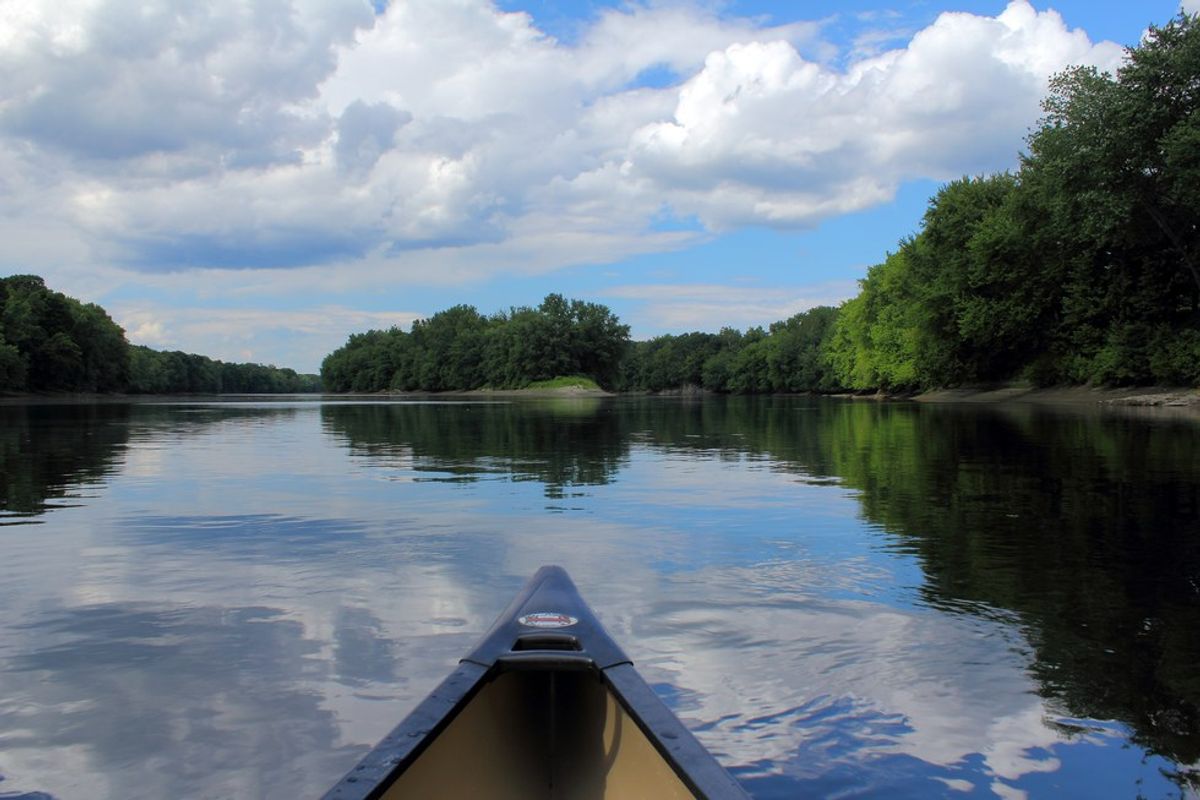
[0,396,1197,799]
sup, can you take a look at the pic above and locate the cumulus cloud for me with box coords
[0,0,1125,275]
[0,0,372,168]
[335,100,412,176]
[624,2,1124,229]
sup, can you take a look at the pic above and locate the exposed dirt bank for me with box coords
[914,385,1200,408]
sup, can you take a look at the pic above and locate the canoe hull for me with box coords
[322,566,748,800]
[380,668,694,799]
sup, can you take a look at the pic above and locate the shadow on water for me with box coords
[820,402,1200,777]
[0,404,131,522]
[0,402,301,524]
[320,399,629,499]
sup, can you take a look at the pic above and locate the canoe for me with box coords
[322,565,749,799]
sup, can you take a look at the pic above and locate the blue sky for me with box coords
[0,0,1190,372]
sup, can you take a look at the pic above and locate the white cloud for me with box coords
[125,316,169,346]
[0,0,1125,274]
[0,0,372,168]
[622,2,1123,229]
[1185,0,1200,14]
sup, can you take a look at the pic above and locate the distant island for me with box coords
[0,274,320,394]
[323,15,1199,397]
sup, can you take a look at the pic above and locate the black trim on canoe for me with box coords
[321,565,749,799]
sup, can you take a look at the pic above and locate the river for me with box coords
[0,396,1196,799]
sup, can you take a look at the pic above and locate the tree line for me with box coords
[320,294,630,392]
[128,346,321,394]
[322,15,1198,395]
[616,307,840,393]
[0,274,321,394]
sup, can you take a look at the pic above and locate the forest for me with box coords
[0,275,320,394]
[322,15,1200,395]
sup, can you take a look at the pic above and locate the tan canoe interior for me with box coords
[381,669,696,799]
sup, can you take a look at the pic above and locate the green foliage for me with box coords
[618,331,725,392]
[0,333,25,390]
[0,274,130,393]
[829,12,1200,389]
[126,346,322,394]
[0,274,319,394]
[618,310,844,394]
[522,375,601,390]
[828,251,922,390]
[321,294,630,392]
[323,297,850,396]
[1016,13,1200,385]
[764,305,840,392]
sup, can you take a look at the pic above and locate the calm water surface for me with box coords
[0,396,1197,799]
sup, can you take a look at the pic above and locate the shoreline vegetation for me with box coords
[0,275,321,395]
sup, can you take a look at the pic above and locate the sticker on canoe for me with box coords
[518,611,578,628]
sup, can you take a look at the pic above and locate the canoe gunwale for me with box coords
[320,566,749,800]
[321,660,492,800]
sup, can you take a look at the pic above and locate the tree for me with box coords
[569,298,630,388]
[765,306,840,392]
[72,302,130,392]
[1017,13,1200,384]
[901,173,1041,384]
[0,333,26,390]
[0,275,127,392]
[828,251,922,391]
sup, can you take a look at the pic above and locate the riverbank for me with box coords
[5,384,1197,406]
[914,385,1200,407]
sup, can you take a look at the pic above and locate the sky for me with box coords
[1,0,1194,373]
